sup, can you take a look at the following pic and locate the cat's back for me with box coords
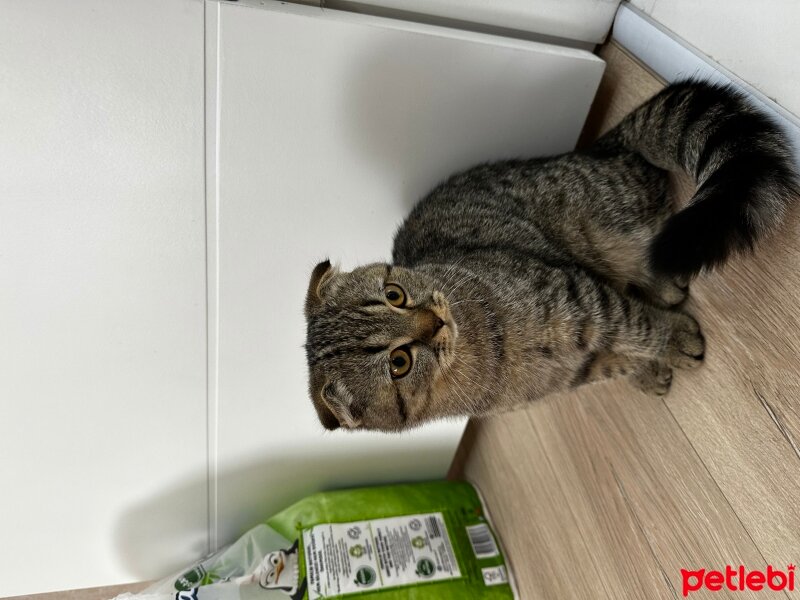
[392,158,544,266]
[392,152,646,268]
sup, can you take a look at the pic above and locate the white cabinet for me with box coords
[209,0,604,546]
[0,0,604,595]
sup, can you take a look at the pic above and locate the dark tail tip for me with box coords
[649,193,757,278]
[650,145,798,278]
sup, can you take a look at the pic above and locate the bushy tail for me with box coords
[598,79,798,277]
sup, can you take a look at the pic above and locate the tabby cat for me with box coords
[304,80,798,432]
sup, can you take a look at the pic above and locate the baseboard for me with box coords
[612,2,800,170]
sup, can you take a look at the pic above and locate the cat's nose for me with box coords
[411,309,446,342]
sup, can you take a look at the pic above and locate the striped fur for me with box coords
[598,81,798,276]
[304,80,797,432]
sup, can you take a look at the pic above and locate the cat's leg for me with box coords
[600,290,704,366]
[625,310,703,395]
[556,153,693,308]
[661,309,705,369]
[576,351,646,382]
[575,352,674,396]
[614,308,703,396]
[568,280,704,394]
[629,360,674,396]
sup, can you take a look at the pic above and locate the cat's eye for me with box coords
[389,347,412,378]
[384,284,407,307]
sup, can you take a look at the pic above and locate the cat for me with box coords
[304,80,798,432]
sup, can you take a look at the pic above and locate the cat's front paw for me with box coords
[631,360,673,396]
[666,312,704,369]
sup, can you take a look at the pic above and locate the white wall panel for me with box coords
[325,0,620,44]
[629,0,800,118]
[612,4,800,171]
[211,0,604,546]
[0,1,207,595]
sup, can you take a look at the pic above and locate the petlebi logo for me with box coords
[681,564,795,596]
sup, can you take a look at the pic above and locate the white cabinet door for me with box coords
[0,1,207,596]
[209,0,604,547]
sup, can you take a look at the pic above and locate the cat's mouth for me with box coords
[428,300,458,363]
[430,315,449,340]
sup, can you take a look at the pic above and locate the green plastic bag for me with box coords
[113,481,517,600]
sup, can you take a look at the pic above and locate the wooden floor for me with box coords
[3,582,150,600]
[453,42,800,600]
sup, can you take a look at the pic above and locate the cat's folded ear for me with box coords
[305,259,339,315]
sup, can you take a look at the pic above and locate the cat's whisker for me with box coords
[449,361,494,402]
[436,259,462,289]
[450,360,493,395]
[438,256,466,283]
[444,354,489,411]
[443,272,481,302]
[449,378,474,415]
[439,267,468,296]
[441,368,473,414]
[449,299,487,307]
[446,271,477,290]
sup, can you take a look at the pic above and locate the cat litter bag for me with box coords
[112,481,518,600]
